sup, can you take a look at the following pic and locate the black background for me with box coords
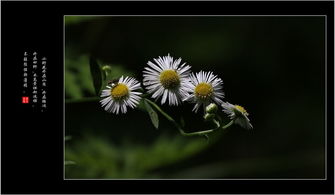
[1,1,334,194]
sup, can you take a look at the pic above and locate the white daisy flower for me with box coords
[100,76,142,114]
[143,54,191,106]
[184,71,224,112]
[222,102,253,129]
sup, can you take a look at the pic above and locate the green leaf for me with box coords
[144,99,159,129]
[89,57,102,96]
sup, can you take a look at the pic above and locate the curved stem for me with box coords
[145,98,234,137]
[67,95,235,137]
[145,98,186,135]
[212,119,220,128]
[221,120,234,129]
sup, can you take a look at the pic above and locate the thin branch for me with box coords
[145,98,234,137]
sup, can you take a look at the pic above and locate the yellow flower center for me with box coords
[111,83,129,100]
[159,70,180,89]
[194,82,213,100]
[234,105,248,115]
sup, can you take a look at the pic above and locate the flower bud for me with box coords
[206,103,218,114]
[102,65,112,72]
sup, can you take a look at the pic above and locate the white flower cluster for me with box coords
[99,54,252,129]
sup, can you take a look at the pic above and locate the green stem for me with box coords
[65,95,235,137]
[145,98,233,137]
[212,119,221,128]
[145,99,180,127]
[221,120,234,129]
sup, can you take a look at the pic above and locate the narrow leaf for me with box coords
[144,99,159,129]
[89,57,102,96]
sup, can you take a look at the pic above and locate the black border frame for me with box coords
[1,1,334,194]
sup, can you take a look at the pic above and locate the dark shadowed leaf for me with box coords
[144,99,159,129]
[89,57,102,96]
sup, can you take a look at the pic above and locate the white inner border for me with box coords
[63,15,327,180]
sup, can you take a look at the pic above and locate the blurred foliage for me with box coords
[65,16,326,179]
[65,54,135,100]
[65,55,94,99]
[65,134,207,178]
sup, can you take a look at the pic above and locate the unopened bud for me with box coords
[206,103,218,114]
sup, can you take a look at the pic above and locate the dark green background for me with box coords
[65,16,325,179]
